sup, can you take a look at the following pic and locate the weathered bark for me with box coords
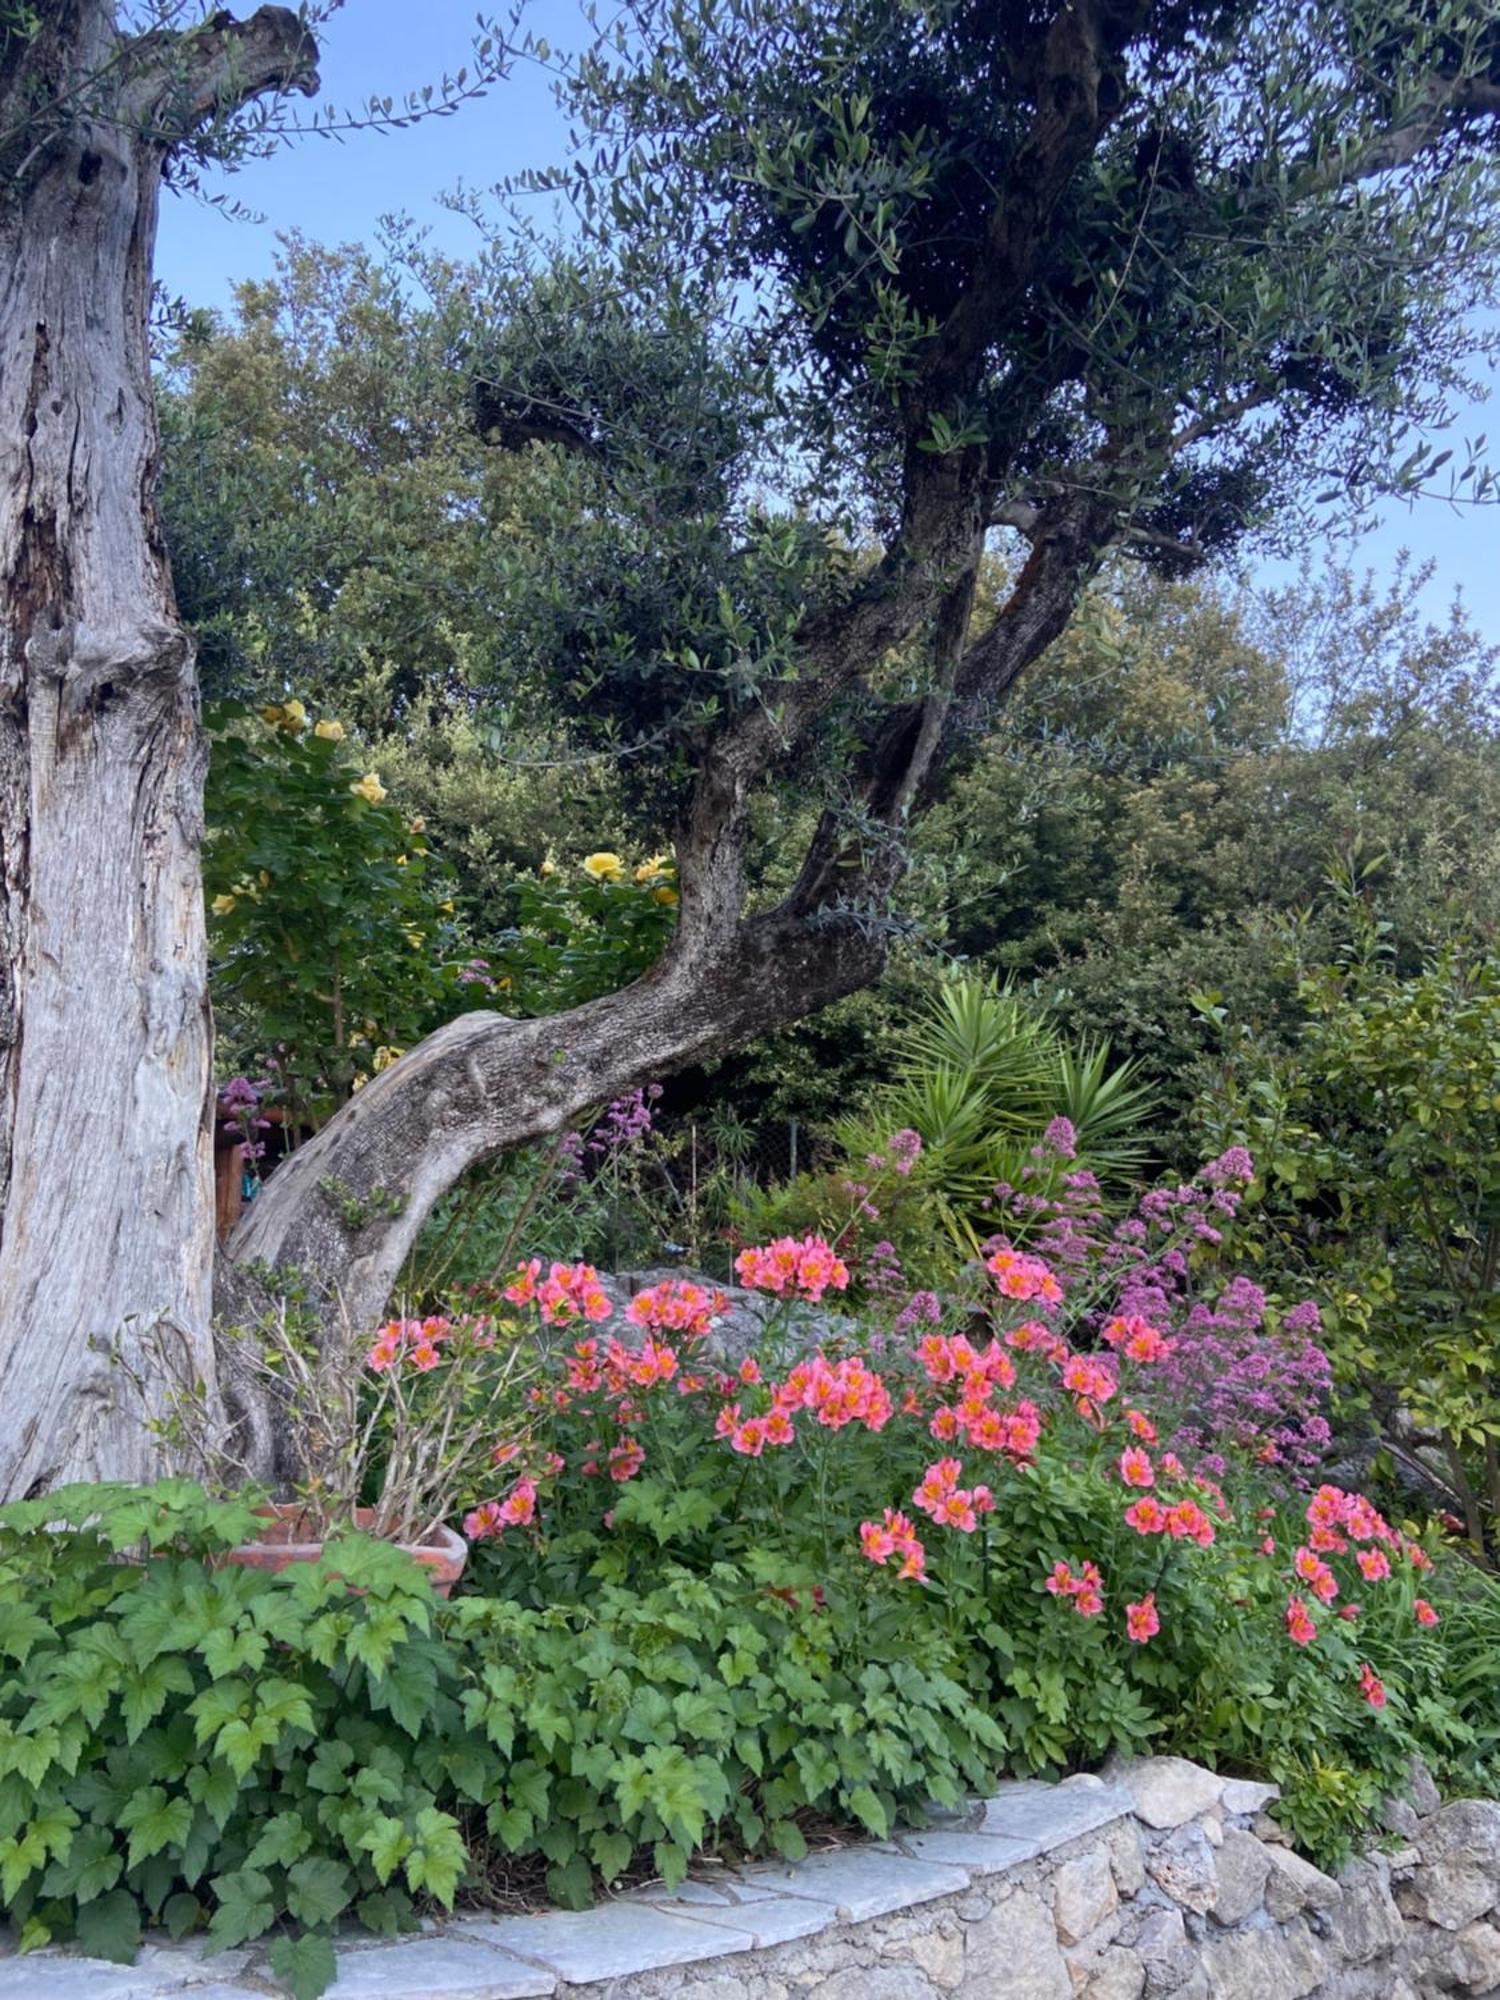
[0,5,315,1496]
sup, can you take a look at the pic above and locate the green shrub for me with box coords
[0,1483,466,2000]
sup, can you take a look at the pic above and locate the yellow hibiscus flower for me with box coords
[350,772,387,805]
[314,718,345,742]
[210,893,237,916]
[582,851,626,882]
[634,853,675,883]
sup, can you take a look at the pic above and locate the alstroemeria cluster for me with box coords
[505,1258,613,1324]
[735,1233,851,1301]
[366,1313,494,1373]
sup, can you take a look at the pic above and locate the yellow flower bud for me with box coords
[652,885,679,906]
[372,1045,403,1072]
[280,698,309,731]
[539,858,558,878]
[350,772,387,805]
[582,851,626,882]
[314,718,345,742]
[395,854,408,867]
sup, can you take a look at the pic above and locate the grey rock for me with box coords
[810,1972,937,2000]
[1053,1851,1120,1945]
[740,1849,967,1922]
[0,1960,182,1999]
[977,1782,1132,1858]
[955,1894,992,1923]
[1422,1797,1500,1870]
[1106,1759,1225,1831]
[960,1889,1072,1999]
[1131,1907,1197,1996]
[1401,1859,1497,1930]
[1251,1813,1288,1845]
[1199,1919,1324,2000]
[1082,1948,1146,2000]
[458,1906,744,1982]
[1197,1812,1223,1850]
[1409,1757,1442,1817]
[1218,1780,1279,1818]
[1452,1919,1500,1991]
[1210,1827,1269,1927]
[1380,1795,1421,1841]
[1262,1846,1342,1924]
[1333,1855,1405,1962]
[324,1939,556,1999]
[1101,1822,1146,1900]
[902,1926,966,1991]
[1146,1824,1219,1916]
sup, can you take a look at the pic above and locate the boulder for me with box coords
[1053,1851,1121,1946]
[1147,1824,1219,1916]
[1108,1758,1225,1830]
[1211,1827,1270,1927]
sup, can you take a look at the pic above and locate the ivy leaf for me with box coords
[185,1760,241,1831]
[285,1854,352,1928]
[590,1828,634,1884]
[207,1866,276,1950]
[246,1811,312,1871]
[74,1887,142,1964]
[267,1931,338,2000]
[119,1786,191,1869]
[121,1657,195,1744]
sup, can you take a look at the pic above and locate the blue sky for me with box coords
[154,0,1500,639]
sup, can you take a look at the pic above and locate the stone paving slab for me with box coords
[892,1827,1039,1873]
[0,1963,184,1999]
[737,1848,970,1921]
[455,1906,747,1983]
[323,1936,556,1999]
[978,1779,1133,1856]
[643,1895,834,1949]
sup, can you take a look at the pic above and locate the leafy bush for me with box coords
[205,701,476,1129]
[1198,901,1500,1553]
[0,1484,1008,1997]
[0,1484,467,2000]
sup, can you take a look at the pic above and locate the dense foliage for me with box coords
[9,1154,1500,1996]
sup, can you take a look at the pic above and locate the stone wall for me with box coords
[11,1757,1500,1998]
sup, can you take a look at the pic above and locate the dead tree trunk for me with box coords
[0,5,315,1495]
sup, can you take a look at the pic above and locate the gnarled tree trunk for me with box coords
[0,4,314,1496]
[221,908,888,1339]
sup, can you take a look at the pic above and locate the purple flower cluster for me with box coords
[217,1075,273,1161]
[588,1084,663,1157]
[982,1143,1334,1481]
[862,1239,905,1298]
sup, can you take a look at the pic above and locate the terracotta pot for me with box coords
[222,1503,469,1597]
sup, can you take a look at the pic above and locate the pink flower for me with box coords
[1285,1596,1317,1646]
[1357,1547,1391,1582]
[1119,1447,1155,1489]
[1358,1662,1387,1709]
[607,1440,645,1482]
[1414,1598,1440,1627]
[1125,1593,1160,1643]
